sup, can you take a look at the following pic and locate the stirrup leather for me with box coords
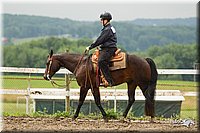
[100,75,109,87]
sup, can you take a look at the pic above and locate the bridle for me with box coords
[46,50,93,89]
[46,57,67,88]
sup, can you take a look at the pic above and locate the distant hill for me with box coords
[131,18,196,26]
[2,14,196,52]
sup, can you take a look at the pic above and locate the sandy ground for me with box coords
[2,116,198,133]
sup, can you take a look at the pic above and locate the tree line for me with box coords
[3,14,196,52]
[3,37,197,68]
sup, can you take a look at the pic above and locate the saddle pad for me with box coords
[109,52,126,71]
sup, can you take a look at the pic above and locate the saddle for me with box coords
[91,48,126,71]
[91,48,126,87]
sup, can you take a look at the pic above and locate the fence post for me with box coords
[26,73,31,114]
[65,50,70,112]
[65,74,70,112]
[114,87,117,112]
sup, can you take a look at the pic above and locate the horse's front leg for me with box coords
[92,87,107,119]
[73,86,89,120]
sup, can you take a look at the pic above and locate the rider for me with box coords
[86,12,117,87]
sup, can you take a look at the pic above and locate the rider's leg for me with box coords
[98,48,116,86]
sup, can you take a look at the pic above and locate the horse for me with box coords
[43,50,158,121]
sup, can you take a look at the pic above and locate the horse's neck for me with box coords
[55,53,82,73]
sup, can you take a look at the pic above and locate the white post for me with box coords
[26,73,31,114]
[65,50,70,112]
[114,87,116,112]
[65,74,70,112]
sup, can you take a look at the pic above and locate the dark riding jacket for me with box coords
[89,23,117,50]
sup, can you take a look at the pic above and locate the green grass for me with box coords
[181,110,197,119]
[1,75,198,92]
[180,96,197,119]
[2,102,27,115]
[157,80,198,92]
[1,75,79,89]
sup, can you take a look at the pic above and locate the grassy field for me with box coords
[1,75,198,91]
[181,96,197,119]
[1,75,198,119]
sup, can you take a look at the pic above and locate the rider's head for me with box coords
[100,12,112,26]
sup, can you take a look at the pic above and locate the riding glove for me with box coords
[86,46,90,51]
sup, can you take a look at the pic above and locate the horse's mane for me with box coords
[53,52,91,62]
[54,52,81,56]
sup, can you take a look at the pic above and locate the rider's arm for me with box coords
[89,29,110,50]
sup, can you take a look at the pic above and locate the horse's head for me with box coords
[43,50,61,81]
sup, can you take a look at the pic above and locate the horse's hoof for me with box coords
[119,117,125,122]
[103,116,109,122]
[120,117,130,123]
[72,116,77,121]
[122,113,127,118]
[150,117,155,123]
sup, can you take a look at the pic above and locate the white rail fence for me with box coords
[0,67,198,75]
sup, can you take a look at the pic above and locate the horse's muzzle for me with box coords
[43,75,48,80]
[43,74,51,81]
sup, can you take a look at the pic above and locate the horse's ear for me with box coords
[49,50,53,58]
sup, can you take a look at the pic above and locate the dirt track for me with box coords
[2,116,198,133]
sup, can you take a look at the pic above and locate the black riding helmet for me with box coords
[100,12,112,21]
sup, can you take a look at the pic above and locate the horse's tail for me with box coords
[145,58,158,118]
[146,58,158,84]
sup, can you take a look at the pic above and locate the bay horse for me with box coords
[43,50,158,120]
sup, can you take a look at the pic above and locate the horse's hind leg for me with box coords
[92,87,107,119]
[73,86,89,119]
[140,83,156,122]
[123,81,137,118]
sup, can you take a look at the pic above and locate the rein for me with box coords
[47,50,88,88]
[49,79,69,88]
[73,50,88,76]
[85,55,94,93]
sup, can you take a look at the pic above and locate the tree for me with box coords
[154,53,178,69]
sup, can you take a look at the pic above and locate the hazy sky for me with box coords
[1,0,198,21]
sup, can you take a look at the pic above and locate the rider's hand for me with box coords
[86,46,90,51]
